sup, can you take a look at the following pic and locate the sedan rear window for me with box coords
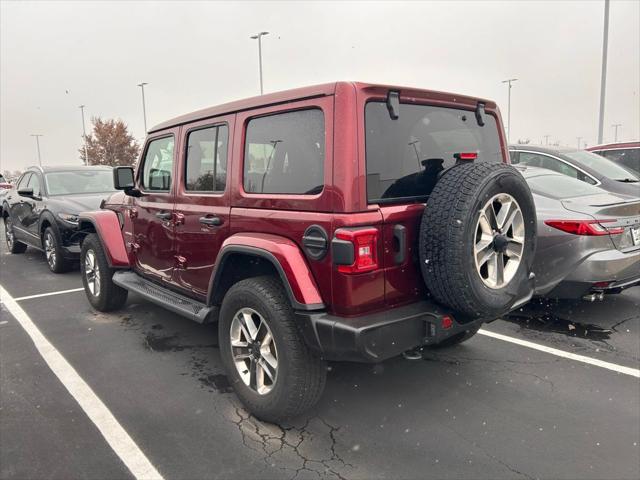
[365,102,503,203]
[564,150,639,181]
[527,174,604,199]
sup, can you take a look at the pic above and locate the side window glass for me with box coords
[244,109,325,195]
[27,174,42,196]
[518,153,544,168]
[17,173,32,190]
[185,125,228,192]
[540,156,579,179]
[142,136,175,191]
[509,151,519,163]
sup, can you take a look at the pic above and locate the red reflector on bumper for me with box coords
[441,315,453,330]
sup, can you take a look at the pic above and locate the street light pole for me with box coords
[250,32,269,94]
[30,134,43,167]
[597,0,610,144]
[137,82,149,133]
[543,135,551,146]
[501,78,517,142]
[612,123,622,142]
[577,137,583,149]
[79,105,89,165]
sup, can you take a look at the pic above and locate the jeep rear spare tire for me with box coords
[419,162,535,319]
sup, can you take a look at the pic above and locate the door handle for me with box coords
[199,216,222,227]
[155,211,173,220]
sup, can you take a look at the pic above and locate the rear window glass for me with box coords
[365,101,503,203]
[527,174,604,199]
[244,109,325,195]
[599,148,640,174]
[564,150,639,181]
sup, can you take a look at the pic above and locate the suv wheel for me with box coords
[4,216,27,254]
[80,233,128,311]
[419,162,536,319]
[219,276,326,423]
[43,226,71,273]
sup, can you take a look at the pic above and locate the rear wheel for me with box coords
[43,226,72,273]
[4,216,27,254]
[80,234,128,311]
[419,162,536,319]
[219,276,326,422]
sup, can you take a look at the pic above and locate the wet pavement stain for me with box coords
[504,312,612,341]
[198,373,233,393]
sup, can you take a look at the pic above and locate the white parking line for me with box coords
[13,287,85,302]
[0,285,164,480]
[479,328,640,378]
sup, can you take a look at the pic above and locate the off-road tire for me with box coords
[219,276,327,423]
[80,233,128,311]
[43,226,72,273]
[3,216,27,254]
[428,326,480,349]
[419,162,536,319]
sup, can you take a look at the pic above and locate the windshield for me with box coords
[45,170,116,195]
[365,101,503,203]
[564,150,639,181]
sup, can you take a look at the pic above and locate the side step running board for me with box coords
[113,271,217,323]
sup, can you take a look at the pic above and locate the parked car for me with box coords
[518,165,640,300]
[2,166,115,272]
[75,82,537,422]
[0,174,12,213]
[509,145,639,197]
[587,141,640,175]
[0,173,12,190]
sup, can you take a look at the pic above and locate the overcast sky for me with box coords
[1,0,638,172]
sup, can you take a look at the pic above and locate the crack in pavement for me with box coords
[228,406,354,480]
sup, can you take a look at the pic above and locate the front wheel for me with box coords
[80,234,128,311]
[219,276,326,423]
[43,226,72,273]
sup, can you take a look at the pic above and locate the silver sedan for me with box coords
[517,165,640,300]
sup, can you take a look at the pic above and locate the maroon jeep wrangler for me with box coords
[78,82,536,421]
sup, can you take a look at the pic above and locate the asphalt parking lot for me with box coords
[1,232,639,480]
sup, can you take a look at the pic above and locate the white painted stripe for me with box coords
[13,287,85,302]
[479,328,640,378]
[0,285,163,480]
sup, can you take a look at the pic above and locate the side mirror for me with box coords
[18,187,34,198]
[113,166,135,189]
[113,166,142,197]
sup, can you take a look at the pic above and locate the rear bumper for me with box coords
[296,300,486,363]
[547,247,640,298]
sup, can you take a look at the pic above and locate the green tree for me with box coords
[80,117,140,166]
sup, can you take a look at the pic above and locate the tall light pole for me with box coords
[250,32,269,95]
[597,0,610,144]
[612,123,622,142]
[543,135,551,146]
[577,136,583,149]
[79,105,89,165]
[501,78,517,142]
[137,82,149,133]
[30,134,43,167]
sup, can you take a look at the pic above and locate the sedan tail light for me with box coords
[544,219,624,236]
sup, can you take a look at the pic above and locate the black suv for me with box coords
[2,166,115,272]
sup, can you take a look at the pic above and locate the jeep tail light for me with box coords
[335,227,378,274]
[544,219,624,236]
[441,315,454,330]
